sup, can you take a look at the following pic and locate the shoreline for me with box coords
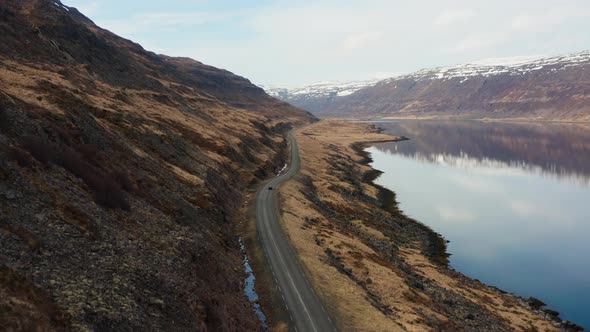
[358,127,585,332]
[344,117,590,125]
[272,119,581,331]
[349,140,451,267]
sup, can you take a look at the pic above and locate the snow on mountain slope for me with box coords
[267,51,590,122]
[264,79,380,100]
[265,51,590,101]
[262,79,381,115]
[387,51,590,82]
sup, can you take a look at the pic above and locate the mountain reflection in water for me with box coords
[375,121,590,186]
[367,120,590,328]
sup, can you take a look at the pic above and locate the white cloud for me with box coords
[510,14,538,32]
[62,0,590,86]
[434,9,475,27]
[76,2,99,16]
[63,0,99,16]
[99,12,234,36]
[342,31,385,52]
[445,35,503,54]
[510,8,590,33]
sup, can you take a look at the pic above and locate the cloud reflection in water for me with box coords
[367,120,590,328]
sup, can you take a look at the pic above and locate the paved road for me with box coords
[256,134,336,332]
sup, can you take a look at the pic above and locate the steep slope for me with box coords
[272,52,590,121]
[0,0,313,330]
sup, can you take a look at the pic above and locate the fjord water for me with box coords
[367,121,590,327]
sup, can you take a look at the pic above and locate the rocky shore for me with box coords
[272,119,581,331]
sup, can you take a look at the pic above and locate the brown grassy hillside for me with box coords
[0,0,313,330]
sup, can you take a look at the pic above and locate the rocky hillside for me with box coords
[271,52,590,122]
[0,0,313,330]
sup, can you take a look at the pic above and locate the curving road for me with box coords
[256,134,336,332]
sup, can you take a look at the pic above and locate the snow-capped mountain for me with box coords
[268,51,590,122]
[263,79,381,113]
[388,51,590,82]
[265,79,381,98]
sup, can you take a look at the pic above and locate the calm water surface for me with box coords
[367,121,590,328]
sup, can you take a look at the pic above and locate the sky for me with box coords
[62,0,590,87]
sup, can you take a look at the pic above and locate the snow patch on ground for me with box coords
[52,1,70,11]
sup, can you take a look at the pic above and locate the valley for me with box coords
[1,1,588,331]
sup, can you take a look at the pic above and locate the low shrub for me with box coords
[76,143,99,162]
[1,225,42,252]
[0,265,70,330]
[111,170,133,192]
[21,137,55,164]
[9,148,33,167]
[21,136,130,211]
[527,297,546,310]
[86,173,130,211]
[543,309,559,317]
[0,106,10,131]
[54,145,89,179]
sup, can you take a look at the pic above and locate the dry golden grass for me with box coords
[277,119,559,332]
[279,120,428,331]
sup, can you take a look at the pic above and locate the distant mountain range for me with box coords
[266,51,590,122]
[264,79,381,114]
